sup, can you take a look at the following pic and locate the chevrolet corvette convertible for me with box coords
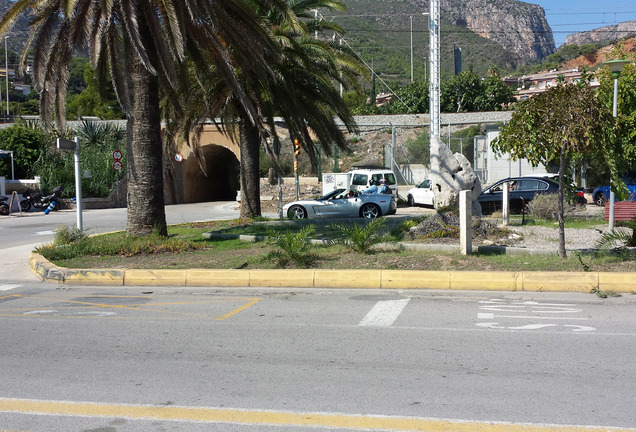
[283,188,397,219]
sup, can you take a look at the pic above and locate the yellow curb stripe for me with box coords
[0,398,633,432]
[28,252,636,292]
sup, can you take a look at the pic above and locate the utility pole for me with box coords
[410,16,413,83]
[429,0,440,139]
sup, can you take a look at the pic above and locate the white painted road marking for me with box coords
[478,313,588,320]
[476,299,596,332]
[0,284,21,291]
[359,299,410,327]
[36,230,55,236]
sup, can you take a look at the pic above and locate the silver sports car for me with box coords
[283,188,397,219]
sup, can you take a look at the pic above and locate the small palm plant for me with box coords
[595,219,636,251]
[267,225,317,268]
[330,218,387,253]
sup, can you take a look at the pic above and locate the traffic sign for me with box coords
[112,160,123,171]
[112,150,123,160]
[57,138,76,151]
[174,153,183,163]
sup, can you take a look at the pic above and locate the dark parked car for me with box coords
[478,176,560,215]
[591,176,636,206]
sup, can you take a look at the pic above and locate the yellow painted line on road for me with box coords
[0,294,262,321]
[0,398,633,431]
[215,297,261,320]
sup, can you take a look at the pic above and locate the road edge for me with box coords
[29,252,636,293]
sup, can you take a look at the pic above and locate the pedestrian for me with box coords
[377,179,390,194]
[361,180,379,194]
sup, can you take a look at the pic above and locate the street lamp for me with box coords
[603,59,629,231]
[4,36,8,117]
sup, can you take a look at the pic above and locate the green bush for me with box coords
[330,218,387,253]
[0,124,53,179]
[267,225,317,267]
[33,120,126,198]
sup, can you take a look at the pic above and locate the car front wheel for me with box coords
[407,195,414,206]
[594,192,606,207]
[360,203,380,218]
[287,205,307,219]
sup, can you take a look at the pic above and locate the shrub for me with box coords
[54,224,87,246]
[527,193,578,220]
[267,225,317,267]
[330,218,387,253]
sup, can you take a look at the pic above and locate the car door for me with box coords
[413,179,434,205]
[317,191,355,218]
[513,179,544,211]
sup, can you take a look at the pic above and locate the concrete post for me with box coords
[502,183,510,226]
[0,176,4,195]
[459,190,472,255]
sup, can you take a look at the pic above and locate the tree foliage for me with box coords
[595,58,636,177]
[0,124,52,179]
[441,71,514,112]
[492,82,613,257]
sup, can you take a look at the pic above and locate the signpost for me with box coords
[57,137,83,231]
[112,150,123,206]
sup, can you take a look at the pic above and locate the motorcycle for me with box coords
[0,195,9,216]
[20,186,64,212]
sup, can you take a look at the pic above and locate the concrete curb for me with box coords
[29,252,636,293]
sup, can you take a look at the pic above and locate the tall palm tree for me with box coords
[0,0,287,235]
[167,0,366,218]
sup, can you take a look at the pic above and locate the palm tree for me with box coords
[0,0,287,235]
[167,0,366,218]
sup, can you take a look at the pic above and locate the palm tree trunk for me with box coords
[125,52,168,236]
[239,115,262,218]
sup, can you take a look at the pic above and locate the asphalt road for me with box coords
[1,203,635,431]
[0,286,635,431]
[0,201,246,285]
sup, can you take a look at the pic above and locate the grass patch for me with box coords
[35,216,635,272]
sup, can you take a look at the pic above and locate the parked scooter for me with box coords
[20,186,64,212]
[0,195,9,216]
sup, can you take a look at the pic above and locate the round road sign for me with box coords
[112,150,123,160]
[112,160,123,171]
[174,153,184,163]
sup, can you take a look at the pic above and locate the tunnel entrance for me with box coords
[182,145,240,202]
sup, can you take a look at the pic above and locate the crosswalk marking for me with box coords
[0,284,21,291]
[359,299,410,327]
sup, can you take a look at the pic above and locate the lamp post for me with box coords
[603,59,629,231]
[4,36,8,117]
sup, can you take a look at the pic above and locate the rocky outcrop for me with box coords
[442,0,555,63]
[565,21,636,46]
[429,135,482,216]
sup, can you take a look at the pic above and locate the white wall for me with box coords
[484,129,548,186]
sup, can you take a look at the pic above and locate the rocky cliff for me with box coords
[565,21,636,46]
[442,0,554,63]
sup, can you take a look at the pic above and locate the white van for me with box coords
[349,167,398,196]
[321,167,398,196]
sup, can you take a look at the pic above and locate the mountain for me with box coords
[565,21,636,46]
[0,0,31,51]
[443,0,554,63]
[330,0,555,88]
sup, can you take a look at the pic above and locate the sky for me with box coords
[527,0,636,47]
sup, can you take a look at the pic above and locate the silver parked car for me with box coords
[284,188,397,219]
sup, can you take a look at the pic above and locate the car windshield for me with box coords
[419,179,430,188]
[318,189,347,201]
